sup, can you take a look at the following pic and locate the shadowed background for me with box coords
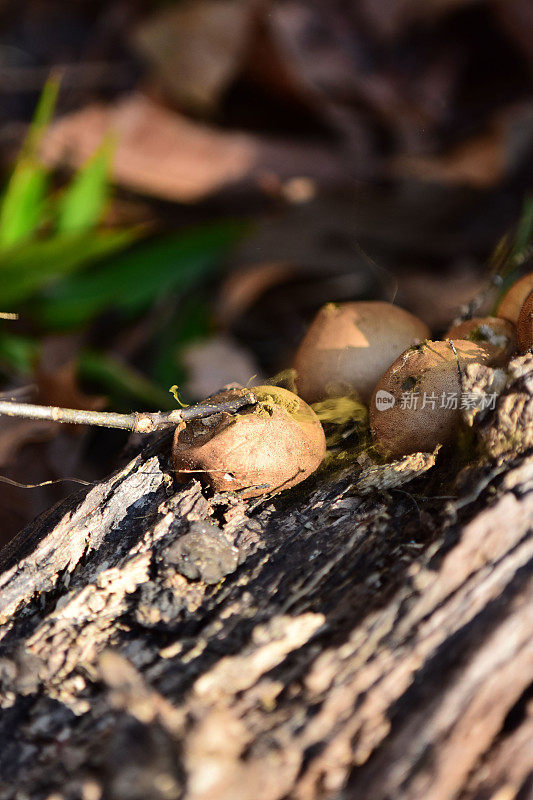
[0,0,531,542]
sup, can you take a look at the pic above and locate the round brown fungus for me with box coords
[293,301,430,404]
[497,271,533,324]
[369,340,492,458]
[517,290,533,352]
[172,385,326,498]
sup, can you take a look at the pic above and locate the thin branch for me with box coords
[0,391,257,433]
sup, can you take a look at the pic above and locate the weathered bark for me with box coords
[0,357,532,800]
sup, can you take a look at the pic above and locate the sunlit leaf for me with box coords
[0,76,61,249]
[56,138,114,234]
[23,74,61,156]
[0,161,49,248]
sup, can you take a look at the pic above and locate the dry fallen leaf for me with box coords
[41,93,256,203]
[217,262,297,327]
[41,92,351,202]
[250,0,458,156]
[391,121,508,188]
[391,104,533,188]
[132,0,257,114]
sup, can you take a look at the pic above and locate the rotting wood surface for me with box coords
[0,356,532,800]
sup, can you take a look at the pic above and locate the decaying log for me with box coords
[0,357,532,800]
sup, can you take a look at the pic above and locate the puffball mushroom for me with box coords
[172,385,326,498]
[444,316,516,366]
[293,301,430,404]
[517,290,533,352]
[369,340,491,458]
[497,271,533,324]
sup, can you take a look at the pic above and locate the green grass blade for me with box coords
[0,161,49,248]
[56,138,114,234]
[0,228,140,307]
[491,196,533,311]
[0,75,61,248]
[511,195,533,261]
[36,221,246,329]
[24,74,61,156]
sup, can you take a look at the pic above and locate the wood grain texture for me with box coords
[0,358,531,800]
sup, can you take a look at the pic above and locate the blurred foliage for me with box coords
[0,78,245,409]
[489,196,533,311]
[35,223,245,329]
[0,78,58,249]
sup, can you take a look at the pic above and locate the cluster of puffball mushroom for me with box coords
[172,270,533,498]
[0,273,531,501]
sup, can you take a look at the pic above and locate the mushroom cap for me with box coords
[444,316,516,366]
[517,290,533,352]
[497,272,533,324]
[294,301,430,404]
[369,340,491,458]
[172,385,326,498]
